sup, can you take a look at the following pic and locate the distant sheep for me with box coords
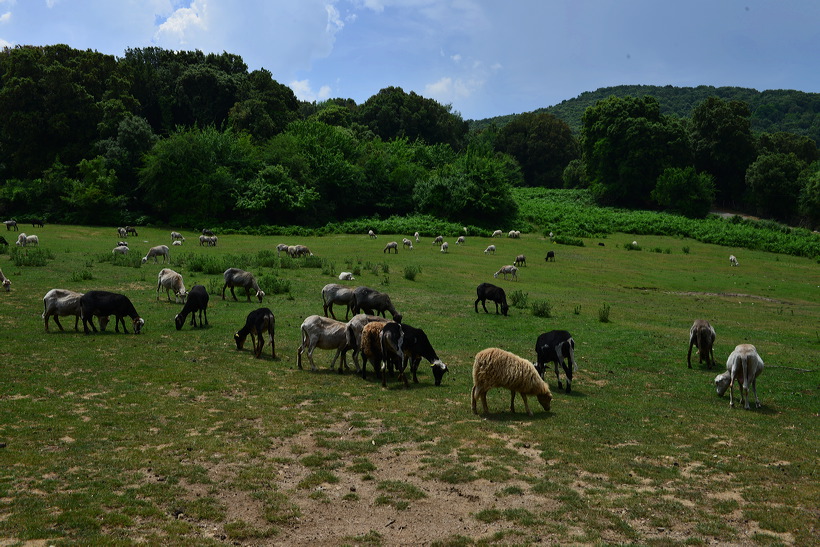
[508,230,521,238]
[125,226,138,237]
[117,227,127,238]
[368,229,377,239]
[4,220,18,231]
[0,269,10,291]
[402,238,413,250]
[687,319,716,369]
[172,240,182,246]
[222,268,264,302]
[288,244,312,258]
[471,348,552,416]
[491,230,503,237]
[493,265,518,281]
[433,235,443,245]
[383,241,398,253]
[142,245,169,264]
[338,272,355,281]
[170,231,185,242]
[715,344,764,410]
[112,245,129,255]
[201,228,214,236]
[414,231,420,242]
[545,250,555,262]
[513,254,526,267]
[276,243,290,256]
[729,255,739,266]
[156,268,187,303]
[440,242,449,253]
[484,245,496,255]
[24,234,39,246]
[456,236,465,245]
[174,285,209,330]
[351,286,402,322]
[234,307,276,359]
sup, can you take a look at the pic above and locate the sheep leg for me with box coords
[519,392,534,416]
[221,284,228,300]
[687,340,695,368]
[230,286,238,301]
[330,348,342,372]
[554,361,563,391]
[268,327,275,359]
[471,386,478,414]
[751,377,761,408]
[509,391,517,413]
[53,315,65,332]
[307,342,318,371]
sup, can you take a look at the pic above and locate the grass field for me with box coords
[1,224,818,546]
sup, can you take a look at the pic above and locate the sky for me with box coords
[1,0,818,120]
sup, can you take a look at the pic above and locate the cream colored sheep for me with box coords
[471,347,552,416]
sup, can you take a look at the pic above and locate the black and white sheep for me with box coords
[414,231,420,242]
[156,268,187,303]
[402,238,413,250]
[493,265,518,281]
[383,241,399,253]
[432,235,443,245]
[513,254,526,267]
[276,243,290,256]
[351,286,402,322]
[0,269,10,292]
[471,348,552,416]
[117,227,127,238]
[368,229,377,239]
[729,254,739,266]
[125,226,138,236]
[174,285,209,330]
[42,288,109,332]
[222,268,265,302]
[474,283,508,316]
[456,236,465,245]
[687,319,716,369]
[234,307,275,359]
[440,241,449,253]
[80,290,144,334]
[379,322,448,387]
[142,245,169,264]
[321,283,357,320]
[715,344,764,410]
[535,330,577,393]
[297,314,350,372]
[170,231,185,242]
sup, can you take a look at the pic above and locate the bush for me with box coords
[69,270,94,282]
[553,235,585,247]
[258,274,291,295]
[509,290,529,309]
[624,242,641,251]
[531,300,552,318]
[403,265,421,281]
[598,303,611,323]
[10,246,54,267]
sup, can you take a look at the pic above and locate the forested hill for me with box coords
[470,85,820,144]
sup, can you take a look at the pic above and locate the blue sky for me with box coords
[1,0,818,120]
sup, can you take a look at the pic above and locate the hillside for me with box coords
[470,85,820,144]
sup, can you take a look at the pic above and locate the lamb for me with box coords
[222,268,265,302]
[715,344,764,410]
[112,245,129,255]
[321,283,357,320]
[170,231,185,242]
[174,285,209,330]
[276,243,290,256]
[471,348,552,416]
[687,319,716,369]
[508,230,520,238]
[402,238,413,250]
[234,307,276,359]
[456,236,465,245]
[338,271,355,281]
[514,254,526,267]
[0,269,10,291]
[474,283,508,316]
[484,245,496,254]
[535,330,578,393]
[42,288,109,332]
[344,314,390,372]
[380,322,448,387]
[383,241,398,253]
[80,290,144,334]
[729,254,739,266]
[440,242,449,253]
[351,286,402,322]
[142,245,170,264]
[432,235,443,245]
[156,268,187,303]
[368,229,377,239]
[297,314,350,372]
[545,250,555,262]
[491,230,503,237]
[493,265,518,281]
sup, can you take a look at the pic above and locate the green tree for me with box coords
[798,161,820,229]
[746,153,804,221]
[494,112,578,187]
[61,157,127,225]
[757,131,819,165]
[651,167,715,218]
[562,159,588,188]
[233,164,319,224]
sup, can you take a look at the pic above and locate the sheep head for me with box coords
[537,393,552,412]
[2,279,9,291]
[255,290,265,302]
[174,314,184,331]
[234,332,247,350]
[132,317,145,334]
[430,360,448,386]
[714,371,731,396]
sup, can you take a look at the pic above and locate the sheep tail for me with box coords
[567,338,578,372]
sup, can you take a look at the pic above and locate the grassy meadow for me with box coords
[0,223,818,546]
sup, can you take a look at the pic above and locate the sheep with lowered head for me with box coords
[471,347,552,416]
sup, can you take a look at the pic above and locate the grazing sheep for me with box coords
[4,220,18,231]
[23,234,39,246]
[514,254,526,267]
[170,231,185,242]
[322,283,357,320]
[80,290,144,334]
[484,245,496,255]
[156,268,187,303]
[729,254,739,266]
[15,233,27,246]
[201,228,214,236]
[687,319,716,369]
[508,230,520,238]
[338,271,355,281]
[414,231,420,242]
[383,241,399,253]
[112,245,129,255]
[125,226,138,237]
[545,250,555,262]
[117,227,127,238]
[0,269,10,291]
[42,289,109,332]
[433,235,444,245]
[142,245,170,264]
[535,330,577,393]
[360,321,389,380]
[402,238,413,250]
[368,229,377,239]
[297,315,350,372]
[344,314,390,372]
[288,244,312,257]
[234,307,276,359]
[351,286,402,322]
[222,268,265,302]
[199,234,209,246]
[716,344,764,410]
[276,243,290,256]
[632,240,638,246]
[174,285,209,330]
[549,231,554,239]
[0,236,7,246]
[380,322,448,387]
[491,230,503,237]
[202,235,218,246]
[440,242,449,253]
[471,348,552,416]
[172,240,182,246]
[493,265,518,281]
[456,236,465,245]
[474,283,508,316]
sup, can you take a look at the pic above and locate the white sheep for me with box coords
[276,243,290,256]
[172,240,182,246]
[484,245,496,255]
[112,245,129,255]
[715,344,764,410]
[297,314,351,372]
[15,232,27,246]
[0,268,10,291]
[494,265,518,280]
[24,234,39,246]
[157,268,187,303]
[432,235,443,245]
[368,229,377,239]
[440,242,449,253]
[456,236,465,245]
[471,347,553,416]
[414,231,420,242]
[491,230,503,238]
[170,231,185,242]
[729,255,739,266]
[338,272,355,281]
[142,245,170,264]
[402,238,413,250]
[632,240,638,247]
[508,230,520,238]
[383,241,399,254]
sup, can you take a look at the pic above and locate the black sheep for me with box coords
[234,308,275,359]
[474,282,508,316]
[80,290,143,334]
[175,285,209,330]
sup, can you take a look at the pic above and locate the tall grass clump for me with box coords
[10,246,54,266]
[302,256,325,269]
[403,265,421,281]
[256,250,279,268]
[69,270,94,282]
[598,302,611,323]
[509,290,529,309]
[531,299,552,318]
[187,254,232,275]
[258,274,291,295]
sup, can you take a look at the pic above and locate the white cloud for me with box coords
[451,53,461,62]
[0,37,12,48]
[289,79,332,102]
[424,75,478,103]
[0,11,11,23]
[154,0,208,45]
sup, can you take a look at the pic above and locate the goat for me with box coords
[472,348,552,416]
[456,236,465,245]
[440,242,449,253]
[125,226,138,237]
[234,308,275,359]
[474,283,508,316]
[142,245,169,264]
[535,330,577,393]
[338,272,355,281]
[222,268,265,302]
[0,269,10,292]
[321,283,357,320]
[514,254,526,267]
[729,255,739,266]
[351,286,402,322]
[175,285,209,330]
[484,245,496,255]
[493,265,518,281]
[687,319,716,369]
[297,315,350,372]
[344,314,390,372]
[156,268,187,303]
[383,241,398,254]
[170,231,185,242]
[368,229,377,239]
[42,288,109,332]
[380,322,448,387]
[716,344,764,410]
[491,230,503,237]
[4,220,18,231]
[80,290,143,334]
[545,250,555,262]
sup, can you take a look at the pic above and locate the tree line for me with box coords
[1,44,818,230]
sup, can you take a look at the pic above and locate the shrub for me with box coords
[302,256,324,269]
[553,235,585,247]
[624,242,641,251]
[509,290,529,309]
[10,246,54,267]
[403,265,421,281]
[258,274,291,295]
[531,300,552,318]
[682,246,690,254]
[256,250,279,268]
[69,270,93,282]
[598,303,611,323]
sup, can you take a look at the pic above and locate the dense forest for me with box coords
[1,44,819,230]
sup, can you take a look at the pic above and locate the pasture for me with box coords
[1,224,818,546]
